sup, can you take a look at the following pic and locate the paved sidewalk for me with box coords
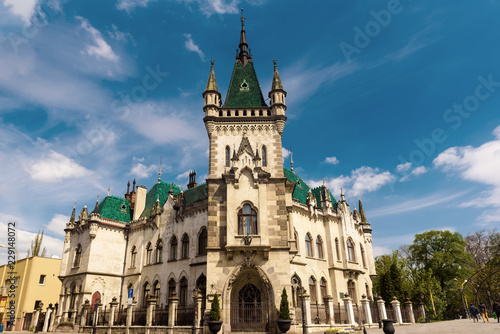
[363,319,500,333]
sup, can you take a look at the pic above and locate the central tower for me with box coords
[202,11,291,333]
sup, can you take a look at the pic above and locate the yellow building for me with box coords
[0,256,61,331]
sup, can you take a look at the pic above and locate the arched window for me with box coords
[238,203,257,235]
[181,234,189,259]
[262,145,267,167]
[360,245,366,267]
[347,239,355,262]
[347,280,356,300]
[309,277,317,304]
[320,278,327,302]
[179,277,188,305]
[168,279,176,299]
[146,242,152,265]
[316,236,324,259]
[69,283,77,309]
[74,244,82,267]
[291,275,302,308]
[130,246,137,268]
[197,274,207,310]
[143,282,150,306]
[225,146,230,167]
[305,233,313,257]
[293,231,298,252]
[156,240,163,264]
[198,228,207,255]
[170,236,177,261]
[153,281,160,305]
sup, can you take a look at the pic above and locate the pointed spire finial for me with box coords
[70,201,76,223]
[271,59,284,91]
[94,194,100,214]
[290,151,294,172]
[238,8,249,65]
[205,60,219,92]
[158,156,163,183]
[107,187,110,197]
[168,183,174,195]
[340,188,345,201]
[323,178,326,187]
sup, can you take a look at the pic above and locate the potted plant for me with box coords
[207,293,222,334]
[277,288,292,333]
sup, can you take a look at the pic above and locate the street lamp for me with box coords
[299,286,306,334]
[455,278,469,319]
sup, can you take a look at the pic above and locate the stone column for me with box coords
[377,297,387,320]
[404,298,415,323]
[94,299,103,326]
[126,300,137,327]
[33,303,43,332]
[343,296,356,326]
[81,300,91,327]
[418,301,426,321]
[391,297,403,324]
[168,292,179,329]
[323,296,335,326]
[194,290,203,328]
[109,297,119,326]
[360,295,372,325]
[302,293,311,329]
[42,305,52,332]
[48,304,57,332]
[146,295,158,326]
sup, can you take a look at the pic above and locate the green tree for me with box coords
[27,229,47,258]
[279,288,291,320]
[373,251,409,304]
[209,293,221,321]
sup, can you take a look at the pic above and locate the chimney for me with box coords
[133,185,147,220]
[187,170,197,189]
[125,181,130,200]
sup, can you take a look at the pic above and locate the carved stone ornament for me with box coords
[242,234,252,245]
[89,222,98,239]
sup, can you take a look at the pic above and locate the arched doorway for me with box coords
[229,270,271,332]
[91,291,101,312]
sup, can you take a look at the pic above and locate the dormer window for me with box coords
[240,79,249,91]
[120,203,127,213]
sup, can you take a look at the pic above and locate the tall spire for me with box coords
[290,150,294,172]
[238,8,250,65]
[205,60,219,92]
[70,201,76,223]
[158,156,162,183]
[359,197,367,223]
[94,194,100,214]
[271,60,283,90]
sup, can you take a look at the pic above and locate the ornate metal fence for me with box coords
[230,302,268,332]
[334,303,348,324]
[132,307,147,326]
[311,302,328,324]
[152,304,169,326]
[175,306,195,326]
[97,307,110,326]
[115,305,127,326]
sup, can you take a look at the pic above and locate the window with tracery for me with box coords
[155,240,163,264]
[347,239,355,262]
[168,279,176,299]
[181,234,189,259]
[170,236,177,261]
[153,281,160,305]
[238,203,257,235]
[198,228,207,255]
[146,242,152,265]
[74,244,82,267]
[143,282,150,306]
[320,278,327,301]
[179,277,188,305]
[130,246,137,267]
[316,236,324,259]
[347,280,356,300]
[305,233,313,257]
[309,277,317,304]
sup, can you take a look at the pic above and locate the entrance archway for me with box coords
[229,269,271,332]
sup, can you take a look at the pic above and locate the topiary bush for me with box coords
[209,293,221,321]
[279,288,291,320]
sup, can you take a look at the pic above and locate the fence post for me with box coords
[109,297,119,326]
[418,300,426,322]
[146,295,158,327]
[80,300,90,327]
[48,304,57,332]
[343,296,356,326]
[390,297,403,324]
[126,299,137,327]
[42,304,52,332]
[360,295,372,325]
[377,297,387,320]
[404,298,414,323]
[323,295,335,326]
[32,303,42,332]
[195,289,203,328]
[168,291,179,333]
[302,292,312,330]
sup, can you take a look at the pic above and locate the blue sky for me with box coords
[0,0,499,261]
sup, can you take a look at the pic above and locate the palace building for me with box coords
[56,13,376,333]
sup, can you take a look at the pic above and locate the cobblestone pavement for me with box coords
[362,319,500,333]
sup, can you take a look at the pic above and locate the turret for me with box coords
[203,60,221,117]
[269,60,287,116]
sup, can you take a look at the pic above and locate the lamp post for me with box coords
[299,286,306,334]
[455,279,469,319]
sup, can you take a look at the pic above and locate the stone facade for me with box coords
[56,14,376,333]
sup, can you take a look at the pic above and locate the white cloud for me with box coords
[434,125,500,208]
[282,147,291,159]
[107,24,133,43]
[3,0,37,24]
[399,165,428,182]
[184,33,205,61]
[369,191,468,218]
[116,0,154,13]
[176,170,191,180]
[324,156,339,165]
[46,213,69,236]
[25,151,92,183]
[199,0,238,16]
[130,163,158,179]
[77,16,119,62]
[309,166,394,198]
[396,162,412,173]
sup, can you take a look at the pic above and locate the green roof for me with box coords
[223,61,267,108]
[183,183,208,206]
[284,168,337,210]
[92,196,131,223]
[140,181,181,218]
